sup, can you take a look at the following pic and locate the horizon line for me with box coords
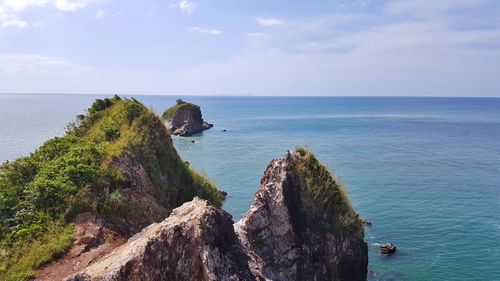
[0,92,499,98]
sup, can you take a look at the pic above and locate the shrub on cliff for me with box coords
[162,100,200,119]
[294,147,364,239]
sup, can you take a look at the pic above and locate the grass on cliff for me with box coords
[162,99,200,119]
[0,95,221,280]
[0,223,74,281]
[293,147,364,239]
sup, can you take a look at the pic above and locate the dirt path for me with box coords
[35,213,126,281]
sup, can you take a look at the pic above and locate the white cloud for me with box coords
[0,54,104,93]
[4,0,47,11]
[384,0,488,18]
[0,53,92,72]
[95,8,104,18]
[189,26,221,35]
[172,0,197,14]
[0,0,93,27]
[1,0,499,96]
[1,18,27,27]
[160,1,500,96]
[0,12,28,27]
[256,17,283,27]
[54,0,91,11]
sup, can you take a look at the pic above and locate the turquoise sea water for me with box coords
[1,94,499,280]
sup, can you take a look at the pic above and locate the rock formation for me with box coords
[68,198,255,281]
[379,243,397,256]
[163,99,213,136]
[0,96,224,280]
[67,149,368,281]
[234,149,368,281]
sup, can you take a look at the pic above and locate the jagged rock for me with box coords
[379,243,397,256]
[67,198,255,281]
[234,149,368,281]
[163,100,213,136]
[65,149,368,281]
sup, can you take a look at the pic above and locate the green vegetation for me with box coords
[0,95,222,279]
[0,223,74,281]
[293,147,363,239]
[162,99,200,119]
[251,236,264,246]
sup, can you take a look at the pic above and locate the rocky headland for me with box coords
[0,96,222,280]
[162,99,213,136]
[67,149,368,281]
[0,96,367,281]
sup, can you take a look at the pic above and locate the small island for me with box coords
[162,99,213,137]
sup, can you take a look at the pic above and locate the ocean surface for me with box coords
[1,94,499,281]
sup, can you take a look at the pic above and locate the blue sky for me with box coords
[0,0,499,96]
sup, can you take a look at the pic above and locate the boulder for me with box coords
[68,198,255,281]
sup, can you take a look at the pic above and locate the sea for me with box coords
[1,94,499,281]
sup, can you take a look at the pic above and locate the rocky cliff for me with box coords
[234,149,368,281]
[0,96,223,280]
[67,148,368,281]
[162,99,213,136]
[68,198,255,281]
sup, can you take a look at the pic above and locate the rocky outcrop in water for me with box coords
[162,99,213,136]
[67,149,368,281]
[379,243,397,256]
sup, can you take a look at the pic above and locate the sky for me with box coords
[0,0,499,96]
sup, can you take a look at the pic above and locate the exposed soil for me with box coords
[35,213,126,281]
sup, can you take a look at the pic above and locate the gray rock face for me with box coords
[68,198,255,281]
[67,150,368,281]
[106,153,169,236]
[234,151,368,281]
[163,101,213,136]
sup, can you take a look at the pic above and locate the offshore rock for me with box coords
[379,243,397,256]
[163,99,213,136]
[68,198,255,281]
[234,149,368,281]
